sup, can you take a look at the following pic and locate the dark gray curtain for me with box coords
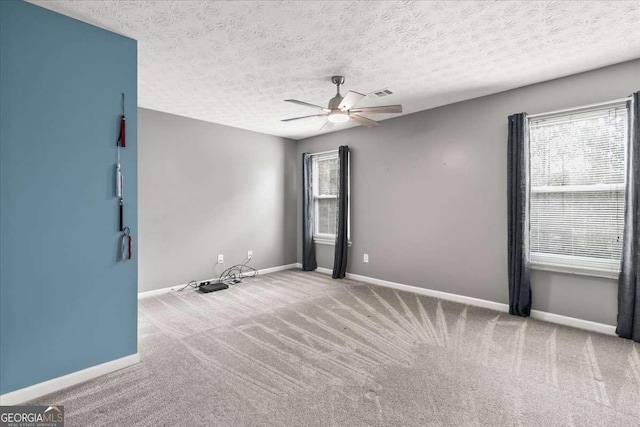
[617,92,640,342]
[507,113,532,317]
[332,146,349,279]
[302,153,317,271]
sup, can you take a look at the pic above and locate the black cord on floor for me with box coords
[178,280,199,292]
[219,257,258,284]
[179,258,258,292]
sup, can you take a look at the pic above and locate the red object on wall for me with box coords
[118,115,126,147]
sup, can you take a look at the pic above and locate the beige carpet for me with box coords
[32,270,640,426]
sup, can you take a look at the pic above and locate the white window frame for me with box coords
[310,151,351,246]
[528,105,628,279]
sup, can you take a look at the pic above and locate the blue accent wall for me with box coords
[0,1,137,395]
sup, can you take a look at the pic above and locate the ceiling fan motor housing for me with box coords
[328,95,343,110]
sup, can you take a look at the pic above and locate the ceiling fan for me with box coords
[281,76,402,131]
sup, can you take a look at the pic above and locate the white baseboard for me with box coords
[0,353,140,406]
[138,263,301,299]
[528,309,616,336]
[138,284,182,299]
[258,263,300,275]
[313,268,616,337]
[315,266,332,275]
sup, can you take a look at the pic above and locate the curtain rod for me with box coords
[528,97,633,119]
[308,149,338,156]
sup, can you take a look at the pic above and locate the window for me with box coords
[529,105,628,277]
[311,152,349,245]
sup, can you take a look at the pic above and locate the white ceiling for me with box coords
[30,1,640,140]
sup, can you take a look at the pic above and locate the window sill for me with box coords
[530,253,620,280]
[313,236,352,247]
[530,261,619,280]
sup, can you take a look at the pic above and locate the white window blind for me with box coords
[313,154,339,237]
[529,105,628,276]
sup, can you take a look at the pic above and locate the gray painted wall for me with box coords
[296,59,640,326]
[139,108,297,293]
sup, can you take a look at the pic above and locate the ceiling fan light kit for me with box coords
[282,75,402,131]
[328,111,350,123]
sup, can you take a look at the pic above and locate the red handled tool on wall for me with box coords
[118,93,126,148]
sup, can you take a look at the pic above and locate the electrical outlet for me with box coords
[363,254,369,263]
[217,254,224,264]
[248,250,253,259]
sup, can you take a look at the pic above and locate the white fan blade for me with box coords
[338,90,365,111]
[281,114,328,122]
[350,105,402,114]
[285,99,330,112]
[320,120,334,131]
[350,114,379,127]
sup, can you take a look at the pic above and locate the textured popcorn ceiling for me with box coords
[30,1,640,140]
